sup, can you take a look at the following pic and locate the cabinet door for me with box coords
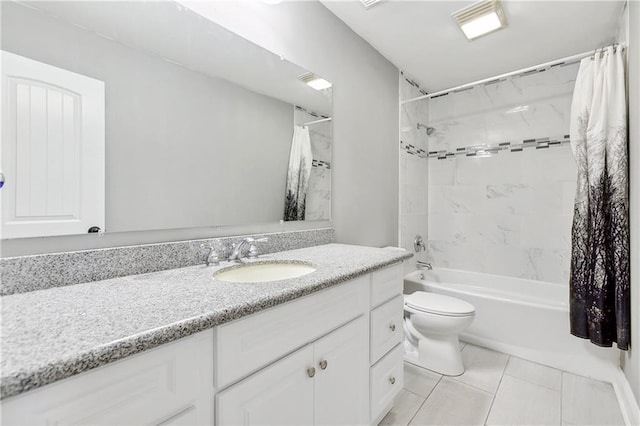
[314,316,368,426]
[216,345,315,426]
[1,331,213,425]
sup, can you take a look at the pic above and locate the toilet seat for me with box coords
[405,292,475,317]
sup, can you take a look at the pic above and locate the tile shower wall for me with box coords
[400,72,429,269]
[426,62,580,284]
[294,106,331,221]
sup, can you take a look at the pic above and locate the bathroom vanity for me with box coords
[0,244,410,425]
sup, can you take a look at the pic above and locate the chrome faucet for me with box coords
[228,237,268,262]
[416,260,433,270]
[200,244,219,266]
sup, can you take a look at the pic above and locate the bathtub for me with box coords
[404,268,621,382]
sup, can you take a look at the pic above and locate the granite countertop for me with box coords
[0,243,412,400]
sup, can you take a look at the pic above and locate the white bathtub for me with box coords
[404,268,621,382]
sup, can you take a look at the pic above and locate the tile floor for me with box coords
[380,343,625,426]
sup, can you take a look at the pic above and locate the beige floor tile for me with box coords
[378,389,426,426]
[486,374,561,425]
[561,372,624,425]
[403,362,442,397]
[504,356,562,390]
[409,378,493,426]
[451,344,509,394]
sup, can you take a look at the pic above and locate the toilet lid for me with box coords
[405,292,475,316]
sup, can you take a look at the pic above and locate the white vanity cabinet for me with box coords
[368,263,405,424]
[214,263,405,426]
[0,330,215,425]
[1,261,406,426]
[216,316,368,426]
[214,276,370,426]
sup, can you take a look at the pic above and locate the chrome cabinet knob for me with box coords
[389,323,396,332]
[319,360,328,370]
[389,376,396,385]
[307,367,316,378]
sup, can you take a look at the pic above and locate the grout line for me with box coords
[502,371,563,392]
[482,355,510,425]
[448,376,496,395]
[405,374,443,425]
[402,387,429,398]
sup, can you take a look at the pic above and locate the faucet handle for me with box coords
[247,238,268,259]
[200,244,219,266]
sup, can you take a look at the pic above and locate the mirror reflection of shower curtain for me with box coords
[284,125,312,221]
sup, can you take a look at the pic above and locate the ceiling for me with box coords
[12,1,331,114]
[321,0,625,93]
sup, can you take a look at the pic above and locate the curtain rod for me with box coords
[300,117,332,126]
[401,44,622,105]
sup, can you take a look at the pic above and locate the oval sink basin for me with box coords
[213,261,316,283]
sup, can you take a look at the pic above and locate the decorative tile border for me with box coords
[427,135,571,159]
[400,140,429,159]
[0,228,335,295]
[403,76,428,96]
[295,105,330,120]
[312,159,331,169]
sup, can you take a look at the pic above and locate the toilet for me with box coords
[403,291,475,376]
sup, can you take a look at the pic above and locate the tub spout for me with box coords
[417,260,433,270]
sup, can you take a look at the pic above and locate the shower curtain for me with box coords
[569,46,630,350]
[284,125,312,221]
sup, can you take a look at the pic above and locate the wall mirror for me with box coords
[0,1,332,239]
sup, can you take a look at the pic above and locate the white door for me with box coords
[216,345,315,426]
[314,316,369,426]
[1,50,105,239]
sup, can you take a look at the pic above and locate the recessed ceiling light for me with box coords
[298,72,332,91]
[452,0,507,41]
[360,0,383,9]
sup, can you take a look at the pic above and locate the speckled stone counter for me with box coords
[0,243,412,400]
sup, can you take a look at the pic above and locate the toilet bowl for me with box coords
[403,291,475,376]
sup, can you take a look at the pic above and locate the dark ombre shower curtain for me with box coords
[569,45,630,350]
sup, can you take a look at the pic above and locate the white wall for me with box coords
[188,1,400,248]
[623,0,640,407]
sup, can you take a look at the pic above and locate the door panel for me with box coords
[1,50,104,238]
[216,345,314,426]
[314,316,369,426]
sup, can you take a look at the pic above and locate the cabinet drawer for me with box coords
[370,263,403,308]
[370,295,404,365]
[370,343,403,423]
[1,330,213,425]
[214,276,367,389]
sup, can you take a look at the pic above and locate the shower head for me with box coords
[417,122,435,135]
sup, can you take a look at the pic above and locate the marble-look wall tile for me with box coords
[426,63,579,284]
[294,107,331,221]
[430,185,485,215]
[521,146,576,183]
[400,82,429,270]
[428,240,488,272]
[305,167,331,221]
[455,154,523,185]
[520,215,572,251]
[429,158,455,185]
